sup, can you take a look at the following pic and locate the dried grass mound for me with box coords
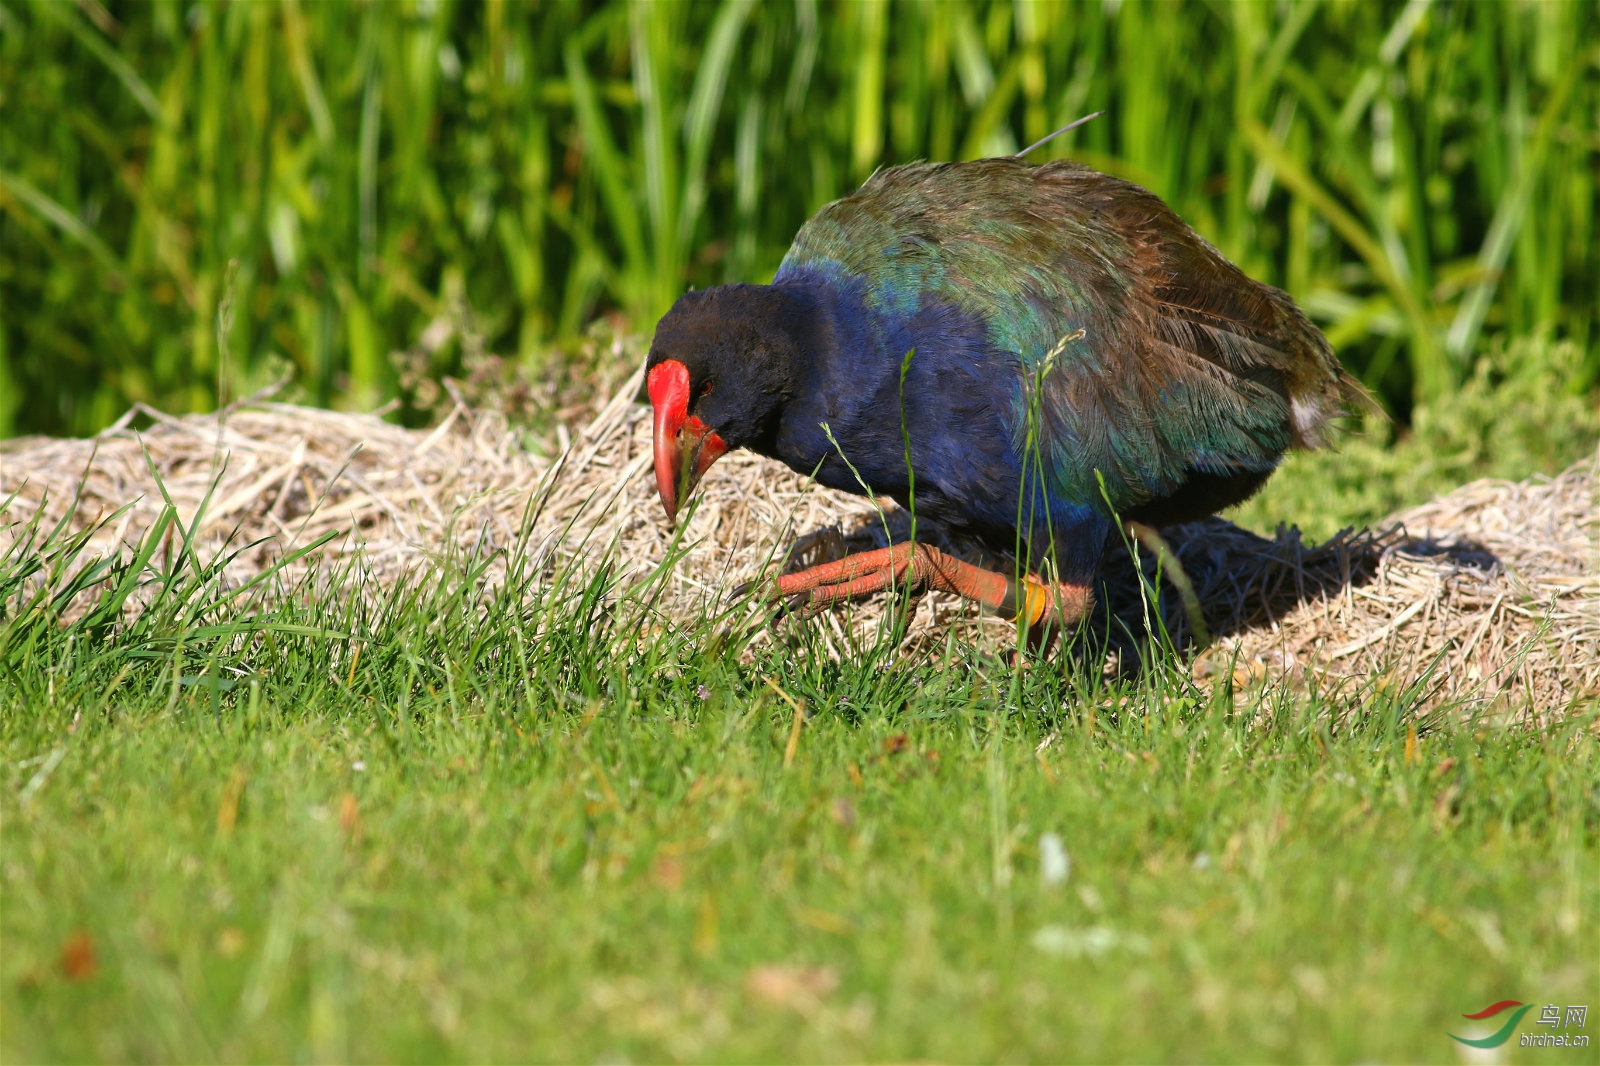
[3,371,1595,720]
[0,370,896,622]
[1203,456,1597,720]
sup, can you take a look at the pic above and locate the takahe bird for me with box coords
[645,156,1361,632]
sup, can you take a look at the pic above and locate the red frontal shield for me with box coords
[647,360,726,523]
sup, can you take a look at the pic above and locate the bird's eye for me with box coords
[699,380,714,397]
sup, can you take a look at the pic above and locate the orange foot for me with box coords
[769,542,1091,630]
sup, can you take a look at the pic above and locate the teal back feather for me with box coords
[775,158,1356,512]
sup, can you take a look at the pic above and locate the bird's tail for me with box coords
[1289,363,1384,450]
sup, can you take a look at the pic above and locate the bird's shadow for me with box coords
[778,509,1499,666]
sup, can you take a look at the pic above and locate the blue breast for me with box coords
[770,263,1112,574]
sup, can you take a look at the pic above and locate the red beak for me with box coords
[648,360,728,525]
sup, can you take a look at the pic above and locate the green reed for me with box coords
[2,0,1595,437]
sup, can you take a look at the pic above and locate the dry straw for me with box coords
[3,368,1595,721]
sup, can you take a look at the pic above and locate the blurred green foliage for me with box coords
[1232,335,1600,538]
[2,0,1597,438]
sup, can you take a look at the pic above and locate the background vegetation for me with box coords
[2,0,1597,441]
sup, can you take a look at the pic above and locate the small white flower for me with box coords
[1039,832,1070,886]
[1031,924,1150,958]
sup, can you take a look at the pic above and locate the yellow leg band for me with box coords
[1020,580,1052,627]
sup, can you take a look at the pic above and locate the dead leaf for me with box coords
[652,856,685,891]
[745,964,838,1011]
[216,766,247,838]
[217,927,246,957]
[694,894,718,957]
[60,930,97,981]
[794,906,853,935]
[339,792,360,836]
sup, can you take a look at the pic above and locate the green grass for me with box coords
[2,464,1595,1062]
[4,0,1598,436]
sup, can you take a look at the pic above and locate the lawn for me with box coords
[2,456,1595,1063]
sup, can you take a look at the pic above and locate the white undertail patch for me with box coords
[1290,394,1329,449]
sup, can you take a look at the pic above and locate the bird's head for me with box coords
[644,284,814,524]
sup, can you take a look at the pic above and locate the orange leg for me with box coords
[773,542,1091,629]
